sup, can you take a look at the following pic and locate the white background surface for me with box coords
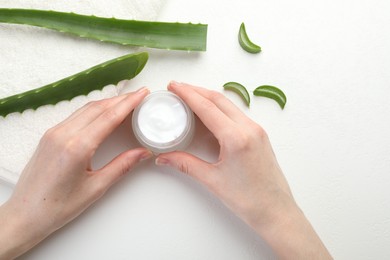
[1,0,390,259]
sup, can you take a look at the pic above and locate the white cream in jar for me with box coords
[132,90,195,154]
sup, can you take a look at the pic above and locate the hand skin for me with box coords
[0,87,153,260]
[156,82,332,259]
[0,83,331,259]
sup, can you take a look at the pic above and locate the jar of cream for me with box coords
[132,90,195,154]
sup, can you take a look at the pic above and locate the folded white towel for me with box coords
[0,0,166,185]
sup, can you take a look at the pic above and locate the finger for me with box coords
[156,151,215,187]
[57,94,129,130]
[177,82,252,124]
[95,148,152,187]
[168,81,233,140]
[82,87,149,146]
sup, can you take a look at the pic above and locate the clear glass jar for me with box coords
[132,90,195,154]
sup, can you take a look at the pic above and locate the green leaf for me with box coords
[238,22,261,54]
[223,82,250,107]
[0,8,208,51]
[0,52,149,117]
[253,85,286,109]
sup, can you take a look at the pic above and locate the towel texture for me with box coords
[0,0,165,185]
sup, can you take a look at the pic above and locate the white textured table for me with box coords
[1,0,390,259]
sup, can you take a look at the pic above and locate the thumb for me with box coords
[156,151,214,185]
[97,148,152,187]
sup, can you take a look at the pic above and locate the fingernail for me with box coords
[155,157,170,166]
[140,150,153,162]
[136,86,149,94]
[168,81,180,90]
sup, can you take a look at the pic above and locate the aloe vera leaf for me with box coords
[238,22,261,54]
[223,82,250,107]
[0,52,148,117]
[253,85,286,109]
[0,8,207,51]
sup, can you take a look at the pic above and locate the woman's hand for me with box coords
[0,87,152,259]
[156,82,332,259]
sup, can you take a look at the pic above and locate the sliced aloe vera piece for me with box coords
[0,52,148,117]
[0,8,208,51]
[223,82,250,107]
[238,22,261,54]
[253,85,286,109]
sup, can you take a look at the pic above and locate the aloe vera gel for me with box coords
[132,91,195,154]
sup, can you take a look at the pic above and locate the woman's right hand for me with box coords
[0,88,152,259]
[156,81,332,259]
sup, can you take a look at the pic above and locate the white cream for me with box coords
[132,91,195,154]
[138,95,187,143]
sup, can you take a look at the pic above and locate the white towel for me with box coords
[0,0,166,185]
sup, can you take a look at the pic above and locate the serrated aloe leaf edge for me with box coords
[0,8,208,51]
[0,52,149,117]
